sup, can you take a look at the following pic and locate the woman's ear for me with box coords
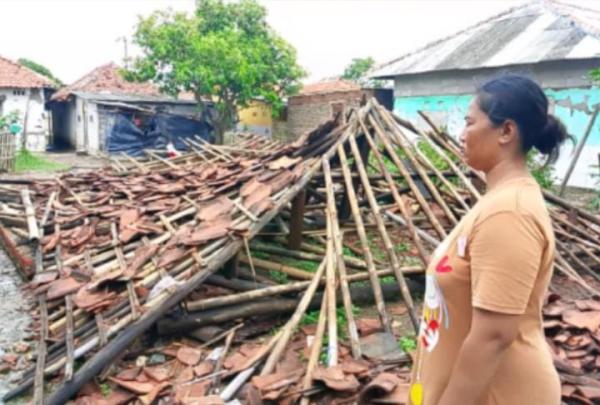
[499,119,518,146]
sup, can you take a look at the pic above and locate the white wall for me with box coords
[0,88,49,151]
[71,97,101,154]
[85,101,100,153]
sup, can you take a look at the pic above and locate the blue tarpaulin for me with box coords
[104,111,213,157]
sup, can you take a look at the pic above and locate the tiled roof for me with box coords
[0,56,55,89]
[298,79,361,96]
[371,0,600,78]
[51,63,163,101]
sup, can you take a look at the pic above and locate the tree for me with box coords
[590,68,600,84]
[18,58,63,87]
[342,57,375,84]
[126,0,305,143]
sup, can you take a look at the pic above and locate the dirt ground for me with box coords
[0,248,34,402]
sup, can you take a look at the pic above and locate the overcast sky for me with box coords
[0,0,595,85]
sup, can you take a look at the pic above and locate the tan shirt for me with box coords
[409,177,560,405]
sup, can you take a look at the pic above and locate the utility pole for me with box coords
[116,36,130,69]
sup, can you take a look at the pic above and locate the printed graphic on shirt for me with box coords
[457,235,467,257]
[411,230,461,405]
[420,272,450,352]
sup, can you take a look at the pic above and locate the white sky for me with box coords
[0,0,595,85]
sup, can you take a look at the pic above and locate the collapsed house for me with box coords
[0,99,598,404]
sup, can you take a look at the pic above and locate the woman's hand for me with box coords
[437,307,520,405]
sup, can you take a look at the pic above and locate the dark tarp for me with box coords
[104,111,214,157]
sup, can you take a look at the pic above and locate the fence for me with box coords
[0,131,16,172]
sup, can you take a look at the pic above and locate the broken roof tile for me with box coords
[46,277,83,300]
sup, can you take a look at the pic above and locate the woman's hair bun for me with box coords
[534,114,569,163]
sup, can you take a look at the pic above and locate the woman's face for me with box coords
[460,98,504,172]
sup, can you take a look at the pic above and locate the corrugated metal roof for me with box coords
[371,1,600,79]
[73,91,196,105]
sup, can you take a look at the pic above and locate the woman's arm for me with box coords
[437,308,520,405]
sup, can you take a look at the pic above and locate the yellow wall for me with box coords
[238,100,272,127]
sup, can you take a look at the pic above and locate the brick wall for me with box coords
[287,90,371,140]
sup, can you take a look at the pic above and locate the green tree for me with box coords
[590,68,600,84]
[342,57,375,83]
[18,58,63,87]
[127,0,305,143]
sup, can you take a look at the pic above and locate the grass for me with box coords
[15,150,68,173]
[342,245,359,258]
[399,335,417,352]
[381,276,397,285]
[394,241,410,254]
[269,270,289,284]
[300,305,361,341]
[279,257,320,273]
[100,382,112,397]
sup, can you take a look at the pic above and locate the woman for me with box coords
[409,74,567,405]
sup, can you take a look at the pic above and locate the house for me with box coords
[370,1,600,189]
[0,56,55,151]
[48,63,213,156]
[237,99,274,137]
[286,79,393,140]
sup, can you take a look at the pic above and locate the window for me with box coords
[12,90,25,96]
[89,115,94,123]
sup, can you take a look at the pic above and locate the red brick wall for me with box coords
[287,90,372,140]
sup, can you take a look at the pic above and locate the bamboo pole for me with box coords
[337,143,392,333]
[324,206,338,366]
[239,255,315,280]
[33,295,47,405]
[323,158,361,359]
[299,293,327,405]
[21,188,39,241]
[347,131,419,332]
[64,295,75,380]
[260,259,327,376]
[359,117,429,264]
[404,111,481,201]
[185,266,423,312]
[367,114,447,238]
[372,108,458,226]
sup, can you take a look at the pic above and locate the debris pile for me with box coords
[0,99,598,404]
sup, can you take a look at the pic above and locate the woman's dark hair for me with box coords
[476,74,570,163]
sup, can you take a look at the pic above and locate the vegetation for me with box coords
[127,0,305,143]
[398,335,417,352]
[18,58,64,87]
[15,150,68,173]
[527,150,555,190]
[0,111,20,131]
[268,270,288,284]
[342,57,375,83]
[301,305,361,341]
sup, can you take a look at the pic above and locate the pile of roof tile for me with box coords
[545,293,600,404]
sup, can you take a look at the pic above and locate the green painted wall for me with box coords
[394,87,600,188]
[394,87,600,146]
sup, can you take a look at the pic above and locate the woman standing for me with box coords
[409,75,567,405]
